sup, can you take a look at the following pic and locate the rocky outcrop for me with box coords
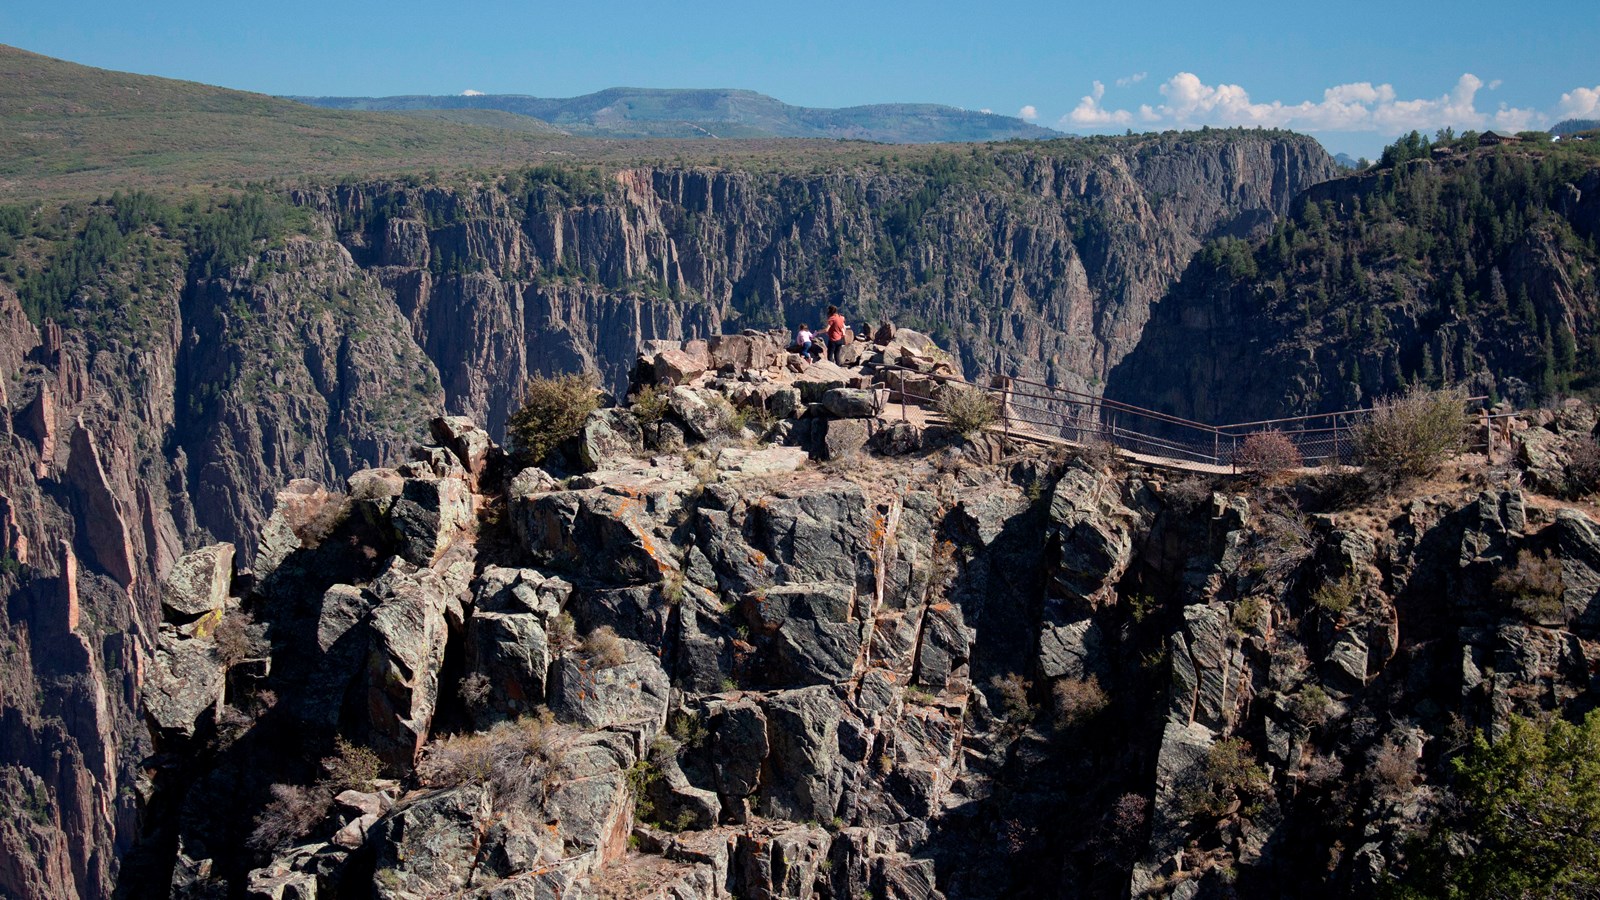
[0,133,1337,898]
[112,382,1600,899]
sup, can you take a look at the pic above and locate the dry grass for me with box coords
[1052,676,1109,728]
[211,610,267,667]
[937,385,1001,437]
[580,625,628,668]
[321,737,384,794]
[1370,738,1417,800]
[417,713,568,807]
[1493,549,1565,622]
[248,783,331,851]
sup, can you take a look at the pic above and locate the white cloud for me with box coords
[461,89,485,96]
[1556,85,1600,119]
[1065,81,1132,126]
[1019,104,1039,121]
[980,108,993,114]
[1068,72,1561,137]
[1115,72,1147,87]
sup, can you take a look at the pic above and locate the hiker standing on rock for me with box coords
[824,305,847,364]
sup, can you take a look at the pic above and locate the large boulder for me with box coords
[668,387,728,441]
[577,408,644,472]
[818,418,873,461]
[145,632,224,742]
[389,476,473,567]
[429,416,499,489]
[513,471,695,586]
[369,785,493,898]
[1047,463,1135,608]
[821,388,881,419]
[655,347,709,385]
[161,543,234,622]
[709,700,769,797]
[708,334,782,371]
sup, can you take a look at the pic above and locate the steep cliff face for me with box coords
[1108,145,1600,422]
[0,132,1332,898]
[298,132,1329,433]
[123,364,1600,899]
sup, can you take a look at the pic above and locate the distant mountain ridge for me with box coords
[1554,118,1600,136]
[291,87,1063,143]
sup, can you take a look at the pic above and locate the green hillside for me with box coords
[1109,132,1600,419]
[0,44,591,200]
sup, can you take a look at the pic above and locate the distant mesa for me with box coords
[288,87,1065,144]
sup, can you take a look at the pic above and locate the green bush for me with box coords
[321,737,383,794]
[1312,574,1363,616]
[1176,737,1270,823]
[506,373,599,466]
[937,384,1000,437]
[1394,712,1600,897]
[1353,387,1469,485]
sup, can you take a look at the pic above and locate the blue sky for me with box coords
[3,0,1597,157]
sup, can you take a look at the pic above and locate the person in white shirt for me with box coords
[795,325,820,361]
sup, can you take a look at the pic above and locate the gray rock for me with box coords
[389,476,473,567]
[370,785,492,898]
[818,418,872,461]
[774,619,864,686]
[709,701,769,797]
[161,543,235,621]
[366,555,474,767]
[1134,721,1215,894]
[348,468,405,524]
[654,347,708,385]
[577,408,644,472]
[715,446,809,478]
[145,632,224,741]
[822,388,881,419]
[1047,464,1135,607]
[760,687,844,821]
[668,387,727,441]
[429,416,497,487]
[1036,616,1101,681]
[551,641,671,742]
[466,610,551,720]
[870,420,922,456]
[245,868,318,900]
[747,582,855,628]
[1327,629,1370,690]
[735,824,831,900]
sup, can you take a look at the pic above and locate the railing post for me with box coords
[1001,375,1012,445]
[1482,408,1492,457]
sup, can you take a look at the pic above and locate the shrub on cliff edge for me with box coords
[1354,387,1469,486]
[507,373,599,467]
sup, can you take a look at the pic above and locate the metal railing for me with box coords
[871,362,1495,472]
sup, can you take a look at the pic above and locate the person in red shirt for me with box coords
[824,305,847,364]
